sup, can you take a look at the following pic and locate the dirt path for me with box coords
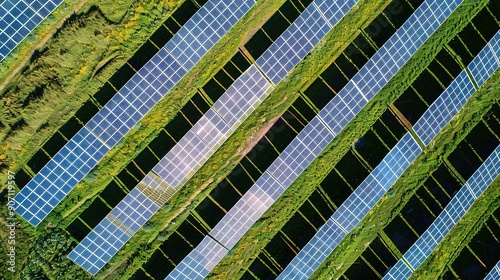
[0,0,87,92]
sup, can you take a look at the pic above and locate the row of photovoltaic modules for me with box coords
[168,0,466,279]
[485,261,500,280]
[14,0,256,227]
[281,27,500,280]
[0,0,62,61]
[68,0,360,276]
[382,33,500,280]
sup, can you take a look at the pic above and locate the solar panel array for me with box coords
[485,261,500,280]
[383,144,500,279]
[68,64,271,274]
[279,133,422,279]
[14,0,257,227]
[169,0,462,278]
[0,0,63,61]
[382,30,500,279]
[414,30,500,146]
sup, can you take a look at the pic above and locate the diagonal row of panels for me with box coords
[167,0,461,279]
[14,0,257,227]
[282,25,500,280]
[0,0,62,61]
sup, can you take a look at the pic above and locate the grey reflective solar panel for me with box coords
[15,0,256,230]
[153,130,214,188]
[14,127,109,226]
[69,29,274,277]
[166,237,228,280]
[384,144,500,279]
[69,188,160,275]
[484,261,500,280]
[68,216,131,275]
[0,0,63,61]
[212,65,272,127]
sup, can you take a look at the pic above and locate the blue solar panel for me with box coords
[383,260,413,280]
[0,0,63,61]
[384,144,500,279]
[15,0,257,229]
[484,261,500,280]
[68,189,160,275]
[468,30,500,87]
[14,127,109,226]
[166,0,255,69]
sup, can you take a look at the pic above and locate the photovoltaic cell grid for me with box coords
[166,0,255,69]
[384,144,500,279]
[414,30,500,146]
[14,127,109,226]
[278,133,422,279]
[0,0,63,61]
[484,261,500,280]
[14,0,257,227]
[68,188,160,275]
[166,237,228,280]
[255,0,361,85]
[170,1,462,279]
[70,65,271,275]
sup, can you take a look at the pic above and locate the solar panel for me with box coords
[68,188,160,274]
[468,30,500,87]
[14,0,257,227]
[0,0,63,61]
[255,0,362,85]
[283,20,498,279]
[414,30,500,146]
[384,144,500,279]
[166,237,228,279]
[484,261,500,280]
[14,127,109,226]
[166,0,255,69]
